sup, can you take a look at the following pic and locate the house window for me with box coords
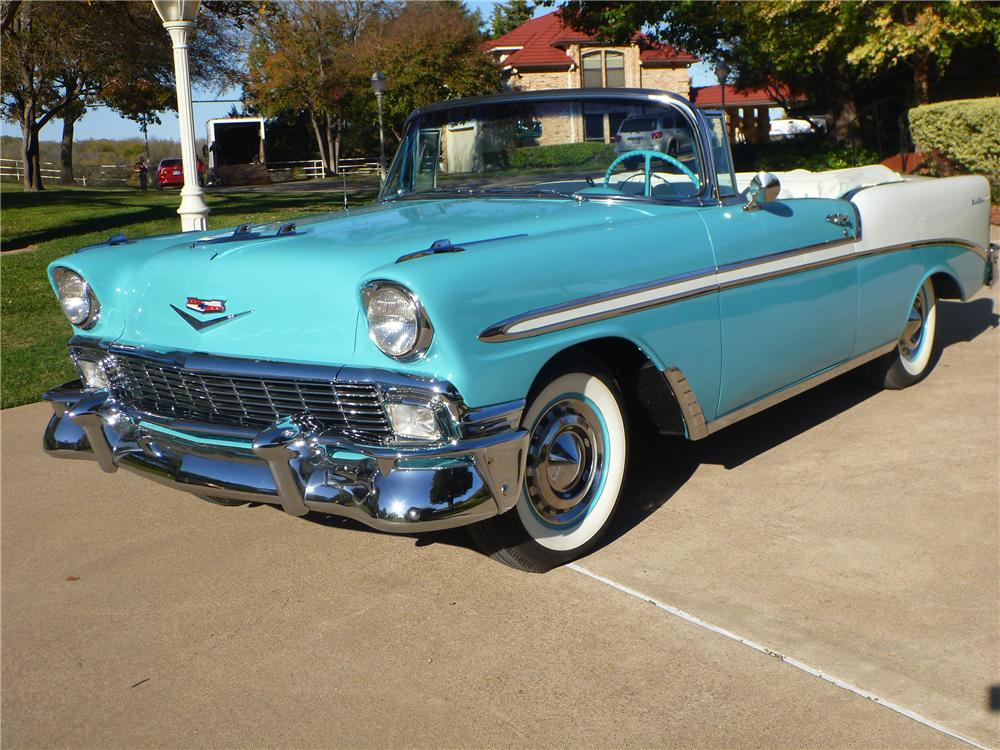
[583,113,604,141]
[581,50,627,88]
[605,52,625,87]
[582,52,603,88]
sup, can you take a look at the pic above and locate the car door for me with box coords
[701,198,860,416]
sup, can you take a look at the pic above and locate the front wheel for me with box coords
[865,277,939,389]
[468,363,628,572]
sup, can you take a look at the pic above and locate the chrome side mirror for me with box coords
[743,171,780,211]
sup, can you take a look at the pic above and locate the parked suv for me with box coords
[155,158,205,189]
[613,112,692,159]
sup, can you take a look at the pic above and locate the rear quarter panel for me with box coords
[850,175,991,354]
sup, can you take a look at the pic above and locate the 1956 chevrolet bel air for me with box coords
[43,89,996,571]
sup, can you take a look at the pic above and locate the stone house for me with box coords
[482,12,697,146]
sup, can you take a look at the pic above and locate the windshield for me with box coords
[381,95,707,203]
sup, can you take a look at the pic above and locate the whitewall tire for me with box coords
[865,277,939,389]
[469,363,628,572]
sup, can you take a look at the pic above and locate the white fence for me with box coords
[266,157,380,181]
[1,156,380,186]
[0,158,130,186]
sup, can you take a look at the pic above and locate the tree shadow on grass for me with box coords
[0,188,368,251]
[1,204,178,251]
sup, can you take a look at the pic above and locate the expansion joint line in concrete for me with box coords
[566,563,993,750]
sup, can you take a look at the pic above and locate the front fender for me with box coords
[349,205,723,417]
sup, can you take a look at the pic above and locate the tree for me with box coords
[489,0,533,38]
[246,0,502,169]
[559,1,1000,142]
[358,1,504,142]
[1,0,242,191]
[2,1,76,190]
[245,1,385,175]
[846,2,1000,105]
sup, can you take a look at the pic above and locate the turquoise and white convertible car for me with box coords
[43,90,996,571]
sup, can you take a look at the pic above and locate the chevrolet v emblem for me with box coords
[170,304,253,331]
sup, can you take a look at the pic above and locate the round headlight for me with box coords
[53,267,100,329]
[364,283,433,360]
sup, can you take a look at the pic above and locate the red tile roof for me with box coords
[639,38,697,65]
[483,11,695,70]
[690,83,801,108]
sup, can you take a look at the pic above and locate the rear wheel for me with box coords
[865,277,939,389]
[468,362,628,572]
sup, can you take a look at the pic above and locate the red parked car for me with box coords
[155,158,205,189]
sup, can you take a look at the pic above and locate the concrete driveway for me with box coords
[3,288,997,749]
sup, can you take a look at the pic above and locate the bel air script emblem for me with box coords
[170,296,252,331]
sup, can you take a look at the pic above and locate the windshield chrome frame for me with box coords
[378,89,726,206]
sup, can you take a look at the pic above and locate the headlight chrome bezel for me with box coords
[362,280,434,362]
[53,266,101,330]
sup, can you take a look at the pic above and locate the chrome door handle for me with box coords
[826,213,851,227]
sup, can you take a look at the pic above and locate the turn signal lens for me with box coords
[78,359,110,389]
[386,403,441,440]
[651,131,664,139]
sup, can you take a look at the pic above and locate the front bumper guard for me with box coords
[43,382,527,533]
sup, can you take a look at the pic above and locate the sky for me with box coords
[1,1,718,144]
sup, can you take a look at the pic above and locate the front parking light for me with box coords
[77,359,111,389]
[386,402,442,441]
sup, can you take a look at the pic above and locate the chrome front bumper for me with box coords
[987,242,998,287]
[43,381,528,532]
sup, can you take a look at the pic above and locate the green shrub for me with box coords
[909,97,1000,202]
[509,142,616,169]
[731,137,878,173]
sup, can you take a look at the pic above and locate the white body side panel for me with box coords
[850,174,991,256]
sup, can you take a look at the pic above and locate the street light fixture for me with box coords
[371,70,387,182]
[714,60,731,137]
[152,0,210,231]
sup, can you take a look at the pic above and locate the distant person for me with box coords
[134,157,148,191]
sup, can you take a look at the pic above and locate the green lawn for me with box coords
[0,185,372,409]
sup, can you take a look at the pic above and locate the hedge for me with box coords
[731,137,878,173]
[909,97,1000,200]
[509,142,616,169]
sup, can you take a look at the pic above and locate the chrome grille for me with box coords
[108,353,391,439]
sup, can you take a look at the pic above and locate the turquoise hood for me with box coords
[50,198,662,366]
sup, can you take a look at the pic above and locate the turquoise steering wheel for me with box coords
[603,149,701,197]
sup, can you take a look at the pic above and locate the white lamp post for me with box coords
[153,0,210,231]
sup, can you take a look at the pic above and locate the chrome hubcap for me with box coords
[900,291,926,359]
[525,398,605,527]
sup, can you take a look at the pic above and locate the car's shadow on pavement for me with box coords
[292,295,998,559]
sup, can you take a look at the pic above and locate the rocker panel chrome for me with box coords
[668,342,898,440]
